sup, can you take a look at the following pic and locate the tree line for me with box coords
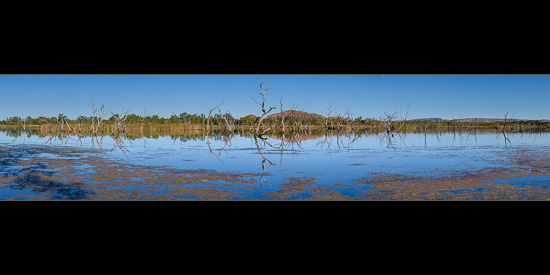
[2,112,549,130]
[0,112,228,126]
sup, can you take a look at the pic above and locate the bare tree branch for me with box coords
[252,78,276,137]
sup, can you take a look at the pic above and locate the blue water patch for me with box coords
[0,186,36,200]
[1,129,549,200]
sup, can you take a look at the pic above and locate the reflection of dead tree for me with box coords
[10,129,21,143]
[206,135,215,156]
[424,124,428,147]
[280,128,285,167]
[251,78,276,137]
[502,112,511,146]
[205,126,233,164]
[112,134,131,159]
[316,131,333,159]
[253,135,275,186]
[42,134,56,145]
[254,135,274,159]
[217,134,232,163]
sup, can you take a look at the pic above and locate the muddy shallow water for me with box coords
[1,129,549,200]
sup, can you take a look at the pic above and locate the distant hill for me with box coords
[411,118,549,123]
[266,110,325,120]
[453,118,528,122]
[410,118,448,122]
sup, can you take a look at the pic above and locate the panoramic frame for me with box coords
[0,74,549,200]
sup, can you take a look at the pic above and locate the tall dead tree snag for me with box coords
[251,78,276,137]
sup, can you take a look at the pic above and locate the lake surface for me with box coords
[1,128,549,200]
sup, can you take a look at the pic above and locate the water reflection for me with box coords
[1,127,549,200]
[3,127,549,156]
[2,127,549,177]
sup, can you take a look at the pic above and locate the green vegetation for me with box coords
[1,112,549,133]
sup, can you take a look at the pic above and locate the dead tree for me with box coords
[321,103,334,131]
[502,112,511,145]
[13,116,25,131]
[378,107,411,148]
[59,117,64,133]
[19,113,27,131]
[206,101,223,133]
[217,103,233,133]
[38,112,54,133]
[251,78,276,137]
[397,104,411,132]
[280,97,286,134]
[502,112,510,132]
[90,99,111,135]
[344,109,353,131]
[65,119,72,133]
[111,108,130,135]
[327,104,335,130]
[381,110,397,135]
[286,104,299,132]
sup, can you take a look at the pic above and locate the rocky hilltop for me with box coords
[266,110,326,120]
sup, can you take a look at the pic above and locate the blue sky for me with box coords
[0,74,549,120]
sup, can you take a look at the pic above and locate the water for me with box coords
[1,128,549,200]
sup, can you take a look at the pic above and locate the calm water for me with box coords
[1,128,549,200]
